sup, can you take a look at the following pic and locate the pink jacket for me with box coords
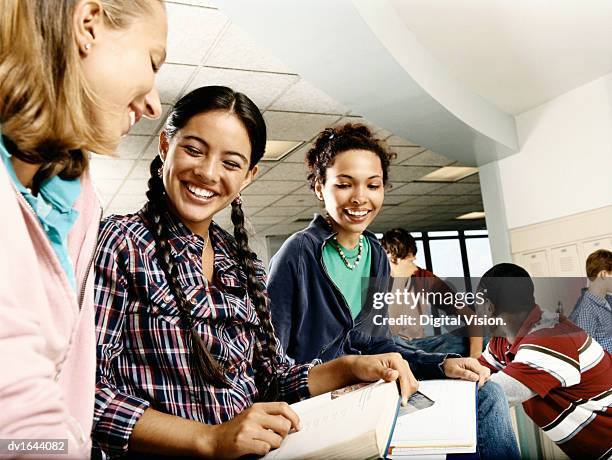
[0,162,101,459]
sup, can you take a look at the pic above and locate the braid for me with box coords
[145,156,228,388]
[231,199,281,401]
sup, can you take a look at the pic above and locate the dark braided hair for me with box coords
[306,123,394,190]
[145,86,283,398]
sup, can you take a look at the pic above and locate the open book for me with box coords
[263,380,400,460]
[388,380,477,458]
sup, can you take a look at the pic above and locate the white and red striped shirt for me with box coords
[479,306,612,460]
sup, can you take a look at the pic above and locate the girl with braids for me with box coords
[267,123,521,460]
[93,86,418,459]
[0,0,166,455]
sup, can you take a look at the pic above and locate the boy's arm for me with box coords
[490,372,537,406]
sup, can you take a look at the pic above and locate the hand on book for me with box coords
[208,402,301,458]
[441,357,491,388]
[345,353,418,406]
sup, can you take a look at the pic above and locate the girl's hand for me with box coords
[345,353,418,405]
[205,402,300,459]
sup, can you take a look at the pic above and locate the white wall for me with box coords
[496,72,612,229]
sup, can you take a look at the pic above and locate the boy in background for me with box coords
[569,249,612,352]
[478,263,611,460]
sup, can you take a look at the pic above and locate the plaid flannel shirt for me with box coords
[569,288,612,353]
[93,209,317,458]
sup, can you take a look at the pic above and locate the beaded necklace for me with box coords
[326,215,365,270]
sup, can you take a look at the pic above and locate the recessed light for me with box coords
[419,166,478,182]
[456,211,486,220]
[263,140,304,161]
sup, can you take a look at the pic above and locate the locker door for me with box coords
[551,244,582,277]
[516,251,550,277]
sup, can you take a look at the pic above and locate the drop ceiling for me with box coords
[91,0,485,236]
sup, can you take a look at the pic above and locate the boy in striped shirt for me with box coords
[476,263,611,460]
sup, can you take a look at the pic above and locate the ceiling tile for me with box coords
[119,179,149,196]
[386,135,420,146]
[130,105,170,135]
[254,206,306,217]
[401,194,456,206]
[258,162,308,181]
[127,160,155,180]
[242,180,302,195]
[383,194,420,205]
[439,195,483,206]
[387,182,446,195]
[270,79,348,115]
[248,215,287,225]
[401,149,455,167]
[166,4,226,65]
[283,142,312,163]
[90,158,135,181]
[206,23,293,73]
[429,183,482,195]
[242,195,281,207]
[391,146,426,164]
[264,222,308,236]
[332,116,391,138]
[432,205,483,215]
[116,135,151,160]
[142,138,162,159]
[240,206,263,216]
[264,111,341,141]
[156,64,197,104]
[290,207,321,219]
[377,205,414,215]
[214,207,232,221]
[292,184,315,195]
[108,194,146,209]
[187,67,298,110]
[93,179,124,196]
[459,172,481,184]
[389,166,438,182]
[273,194,320,207]
[166,1,217,7]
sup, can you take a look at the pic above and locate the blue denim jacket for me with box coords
[268,215,449,379]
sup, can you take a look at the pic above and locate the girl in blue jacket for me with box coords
[267,123,521,460]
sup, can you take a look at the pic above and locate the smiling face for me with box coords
[159,110,258,236]
[315,149,385,240]
[79,1,167,152]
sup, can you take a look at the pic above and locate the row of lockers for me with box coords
[515,235,612,277]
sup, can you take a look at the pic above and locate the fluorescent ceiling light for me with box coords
[456,211,486,220]
[263,140,303,161]
[419,166,478,182]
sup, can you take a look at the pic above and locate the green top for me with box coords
[0,133,81,290]
[322,235,371,319]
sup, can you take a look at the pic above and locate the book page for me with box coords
[264,381,398,459]
[391,380,476,450]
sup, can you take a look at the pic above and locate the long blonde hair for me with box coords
[0,0,161,180]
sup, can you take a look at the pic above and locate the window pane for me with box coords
[429,239,464,277]
[466,237,493,278]
[429,230,459,237]
[415,239,426,268]
[465,230,488,236]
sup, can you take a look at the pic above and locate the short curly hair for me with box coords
[585,249,612,280]
[305,123,395,190]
